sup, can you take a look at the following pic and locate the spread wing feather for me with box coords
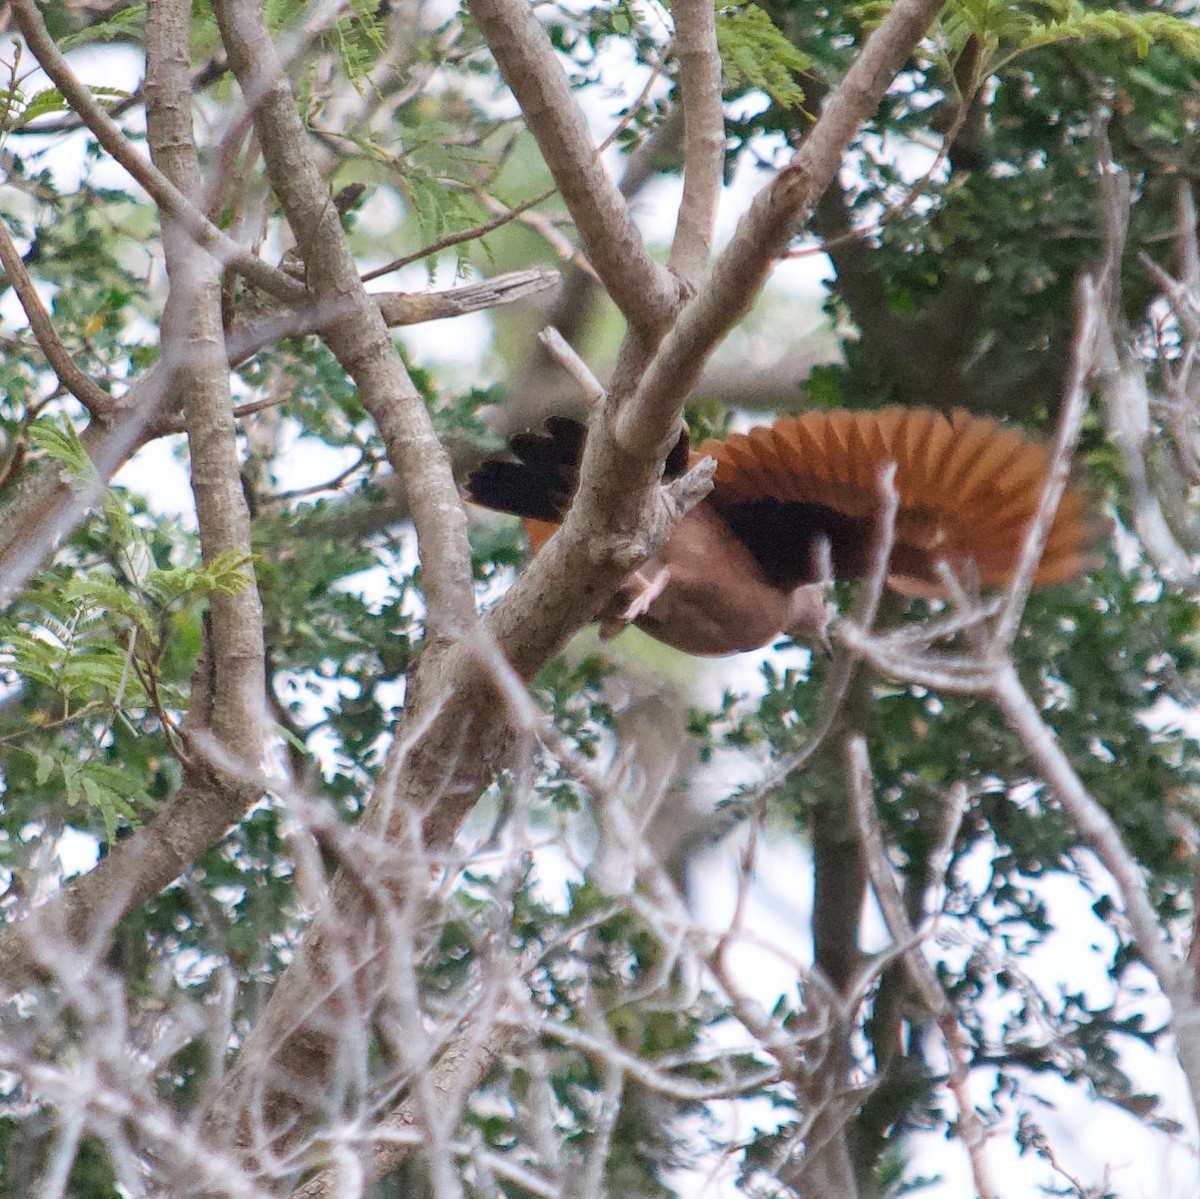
[697,407,1094,590]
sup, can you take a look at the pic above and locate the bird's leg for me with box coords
[598,564,672,639]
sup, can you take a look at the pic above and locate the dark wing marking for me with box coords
[709,497,875,587]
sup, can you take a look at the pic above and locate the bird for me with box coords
[466,407,1095,657]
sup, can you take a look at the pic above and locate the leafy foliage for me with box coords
[715,3,813,110]
[3,0,1200,1195]
[941,0,1200,72]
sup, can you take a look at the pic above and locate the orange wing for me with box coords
[695,407,1095,592]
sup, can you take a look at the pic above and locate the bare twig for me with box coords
[144,269,561,434]
[361,184,558,282]
[537,327,606,406]
[223,270,561,365]
[990,273,1101,654]
[470,187,589,269]
[770,460,901,782]
[988,666,1180,996]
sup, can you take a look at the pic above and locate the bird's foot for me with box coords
[599,565,671,639]
[621,565,671,621]
[784,583,835,655]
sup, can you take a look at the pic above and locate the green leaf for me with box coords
[940,0,1200,71]
[2,87,68,131]
[28,418,96,482]
[716,4,812,110]
[59,7,146,49]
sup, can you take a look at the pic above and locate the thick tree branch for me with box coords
[668,0,725,286]
[212,0,477,641]
[465,0,681,335]
[145,0,265,767]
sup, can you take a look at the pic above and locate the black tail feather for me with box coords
[466,415,691,522]
[466,417,587,523]
[507,416,587,469]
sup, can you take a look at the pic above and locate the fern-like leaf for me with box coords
[716,4,812,110]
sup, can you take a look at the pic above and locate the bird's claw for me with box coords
[784,583,835,655]
[598,565,671,639]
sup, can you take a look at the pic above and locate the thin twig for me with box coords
[786,95,975,264]
[988,665,1181,998]
[365,46,672,283]
[993,273,1097,655]
[537,327,606,406]
[845,735,998,1199]
[361,185,558,281]
[776,460,902,779]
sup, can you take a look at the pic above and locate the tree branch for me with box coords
[145,0,266,769]
[9,0,306,304]
[988,665,1182,1000]
[614,0,948,458]
[465,0,681,335]
[225,269,560,365]
[212,0,478,641]
[989,273,1099,654]
[1095,131,1195,578]
[668,0,725,286]
[0,0,281,1003]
